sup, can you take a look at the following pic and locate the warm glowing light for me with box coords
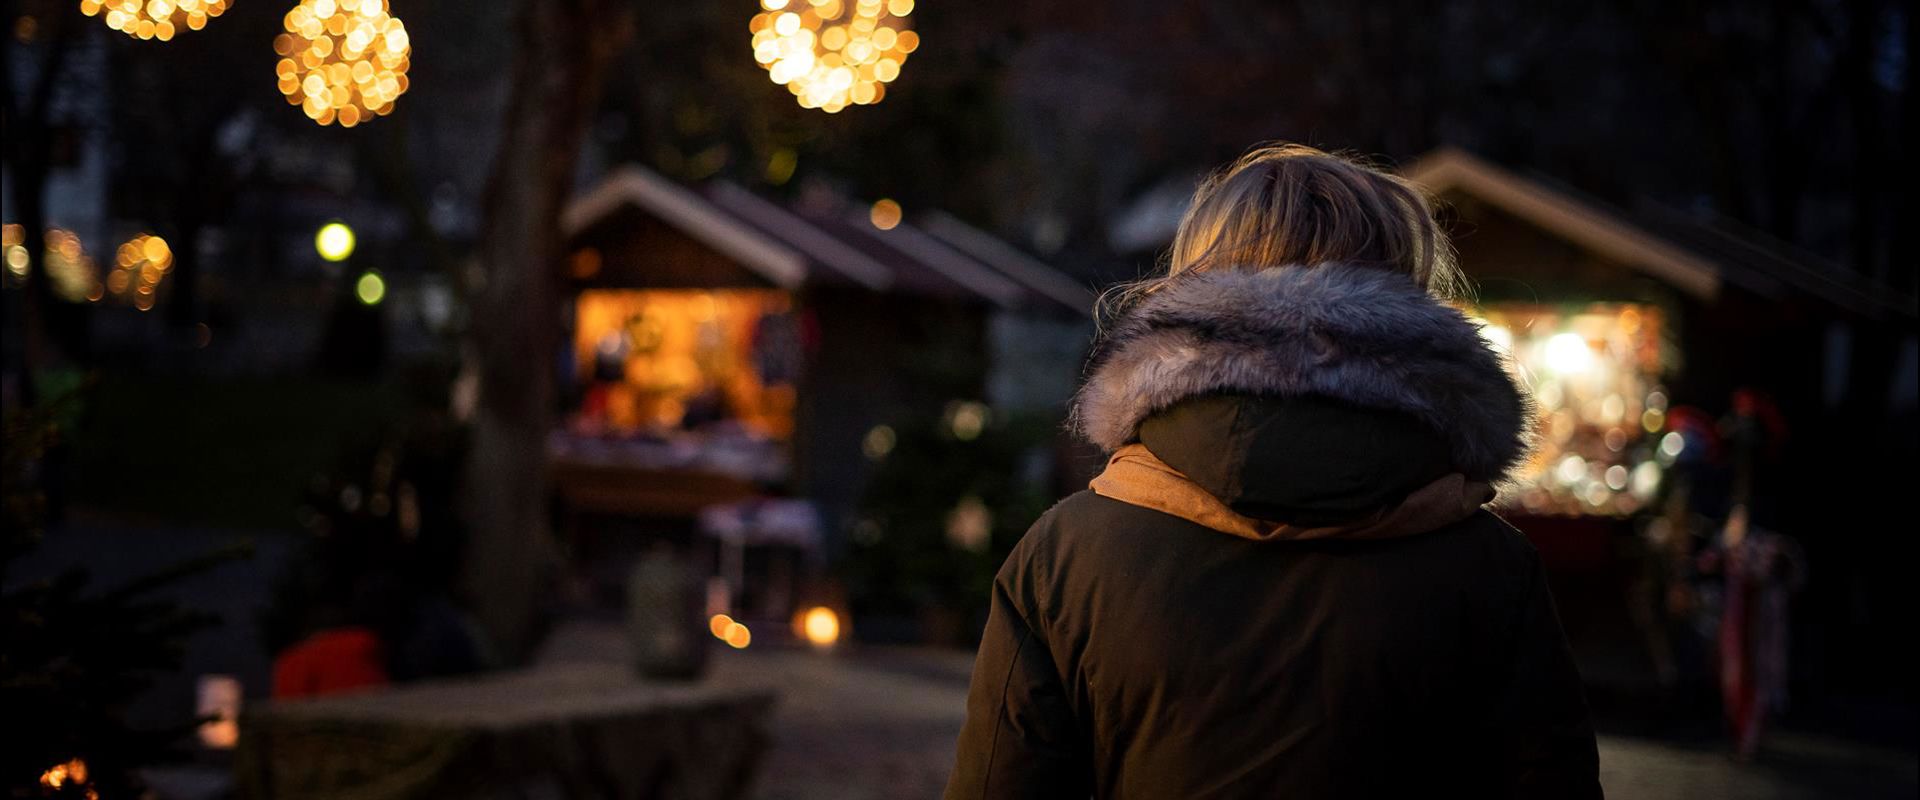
[80,0,229,40]
[197,675,242,750]
[723,621,752,649]
[1599,394,1625,423]
[709,613,735,639]
[568,248,603,280]
[749,0,915,112]
[1544,332,1595,374]
[869,198,902,230]
[1476,304,1667,517]
[1659,431,1686,458]
[40,758,97,799]
[6,225,106,302]
[355,270,386,305]
[1629,461,1663,500]
[862,424,896,460]
[946,401,989,441]
[3,224,29,281]
[1555,454,1587,485]
[800,606,841,648]
[277,0,410,126]
[315,221,357,261]
[108,232,170,310]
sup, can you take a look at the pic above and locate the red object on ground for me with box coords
[272,626,391,699]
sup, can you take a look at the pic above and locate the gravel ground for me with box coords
[541,621,1916,800]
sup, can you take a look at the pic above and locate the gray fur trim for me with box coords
[1071,265,1534,482]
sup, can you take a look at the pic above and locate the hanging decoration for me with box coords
[274,0,411,127]
[107,233,174,311]
[3,224,104,303]
[750,0,919,113]
[79,0,232,41]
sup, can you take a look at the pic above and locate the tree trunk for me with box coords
[459,0,632,661]
[3,7,82,394]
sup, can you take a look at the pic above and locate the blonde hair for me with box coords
[1102,144,1463,321]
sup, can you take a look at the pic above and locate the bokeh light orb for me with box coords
[111,233,173,311]
[274,0,411,127]
[355,270,386,306]
[5,224,104,303]
[315,221,356,261]
[868,198,902,230]
[749,0,919,113]
[799,606,841,649]
[80,0,230,41]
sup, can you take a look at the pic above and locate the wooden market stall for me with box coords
[551,165,1089,621]
[1401,149,1918,688]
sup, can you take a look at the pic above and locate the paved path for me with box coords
[540,622,1917,800]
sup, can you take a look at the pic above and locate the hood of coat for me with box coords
[1072,264,1532,529]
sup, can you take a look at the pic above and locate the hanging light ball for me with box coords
[79,0,231,41]
[110,233,173,311]
[274,0,411,127]
[749,0,919,113]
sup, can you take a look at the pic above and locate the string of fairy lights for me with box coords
[273,0,411,127]
[79,0,412,128]
[750,0,918,112]
[80,0,915,124]
[16,0,913,326]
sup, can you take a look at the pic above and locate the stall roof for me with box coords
[920,211,1100,313]
[1402,148,1724,301]
[1107,147,1918,316]
[563,165,1090,316]
[1403,149,1917,320]
[1630,205,1917,322]
[564,167,807,289]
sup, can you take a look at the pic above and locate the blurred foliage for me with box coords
[68,372,413,529]
[839,405,1054,644]
[258,411,488,679]
[2,387,249,798]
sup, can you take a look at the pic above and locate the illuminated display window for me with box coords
[1474,303,1676,516]
[572,289,800,439]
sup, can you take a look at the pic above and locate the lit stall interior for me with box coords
[573,289,796,436]
[1475,303,1676,516]
[562,288,802,482]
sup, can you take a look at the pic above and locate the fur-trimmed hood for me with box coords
[1072,264,1533,484]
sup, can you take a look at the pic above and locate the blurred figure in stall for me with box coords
[1696,504,1806,759]
[579,328,633,425]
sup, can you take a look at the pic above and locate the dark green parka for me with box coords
[946,265,1602,799]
